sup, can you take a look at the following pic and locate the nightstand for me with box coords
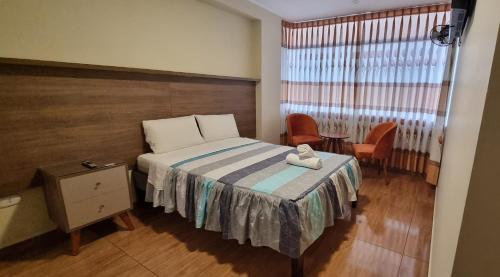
[41,161,134,255]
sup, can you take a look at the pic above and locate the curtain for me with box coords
[281,4,451,173]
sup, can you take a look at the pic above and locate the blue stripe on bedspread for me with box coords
[345,163,356,186]
[295,156,354,201]
[250,151,334,195]
[196,178,215,228]
[171,141,261,168]
[251,166,309,194]
[217,149,296,185]
[308,190,325,240]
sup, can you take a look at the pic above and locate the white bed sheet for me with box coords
[137,137,258,173]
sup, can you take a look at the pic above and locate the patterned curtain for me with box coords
[281,4,451,173]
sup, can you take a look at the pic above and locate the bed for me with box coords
[134,134,362,276]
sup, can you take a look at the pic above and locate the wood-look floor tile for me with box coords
[308,239,403,277]
[0,168,435,277]
[95,259,156,277]
[349,208,412,254]
[107,215,188,263]
[1,239,124,277]
[130,221,289,277]
[404,201,434,261]
[386,175,419,206]
[398,256,428,277]
[346,170,416,253]
[414,180,436,205]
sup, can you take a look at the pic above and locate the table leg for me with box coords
[119,212,135,231]
[330,139,338,153]
[70,230,80,256]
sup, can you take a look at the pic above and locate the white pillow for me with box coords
[142,115,205,154]
[195,114,240,142]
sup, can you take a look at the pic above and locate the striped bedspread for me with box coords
[145,138,362,258]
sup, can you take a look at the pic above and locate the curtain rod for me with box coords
[283,3,451,26]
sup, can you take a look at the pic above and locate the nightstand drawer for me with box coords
[60,165,128,203]
[66,188,131,229]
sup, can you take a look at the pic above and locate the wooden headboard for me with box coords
[0,58,257,196]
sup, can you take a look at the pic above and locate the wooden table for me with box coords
[321,133,350,154]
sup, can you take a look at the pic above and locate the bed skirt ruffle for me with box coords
[145,158,361,258]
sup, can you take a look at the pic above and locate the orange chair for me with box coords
[352,122,397,184]
[286,113,323,149]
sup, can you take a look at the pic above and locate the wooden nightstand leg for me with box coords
[119,212,135,230]
[70,230,80,256]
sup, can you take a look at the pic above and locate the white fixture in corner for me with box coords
[0,194,22,209]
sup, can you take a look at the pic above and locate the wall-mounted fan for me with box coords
[430,25,453,46]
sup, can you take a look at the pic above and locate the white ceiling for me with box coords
[249,0,450,22]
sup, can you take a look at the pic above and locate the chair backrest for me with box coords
[365,122,398,159]
[286,113,320,143]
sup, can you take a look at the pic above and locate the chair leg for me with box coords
[384,158,389,185]
[377,159,382,175]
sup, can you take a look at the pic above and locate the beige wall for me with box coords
[0,0,259,79]
[0,0,281,143]
[0,187,56,248]
[451,28,500,277]
[0,0,281,249]
[205,0,282,144]
[429,0,500,275]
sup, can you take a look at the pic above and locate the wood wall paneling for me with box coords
[170,81,256,138]
[0,60,257,195]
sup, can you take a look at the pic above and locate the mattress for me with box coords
[137,137,258,173]
[141,137,362,258]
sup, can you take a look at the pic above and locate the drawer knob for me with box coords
[98,204,104,212]
[94,182,101,190]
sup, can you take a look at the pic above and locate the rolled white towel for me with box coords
[286,153,322,170]
[297,144,318,160]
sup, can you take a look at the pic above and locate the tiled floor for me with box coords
[0,167,435,277]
